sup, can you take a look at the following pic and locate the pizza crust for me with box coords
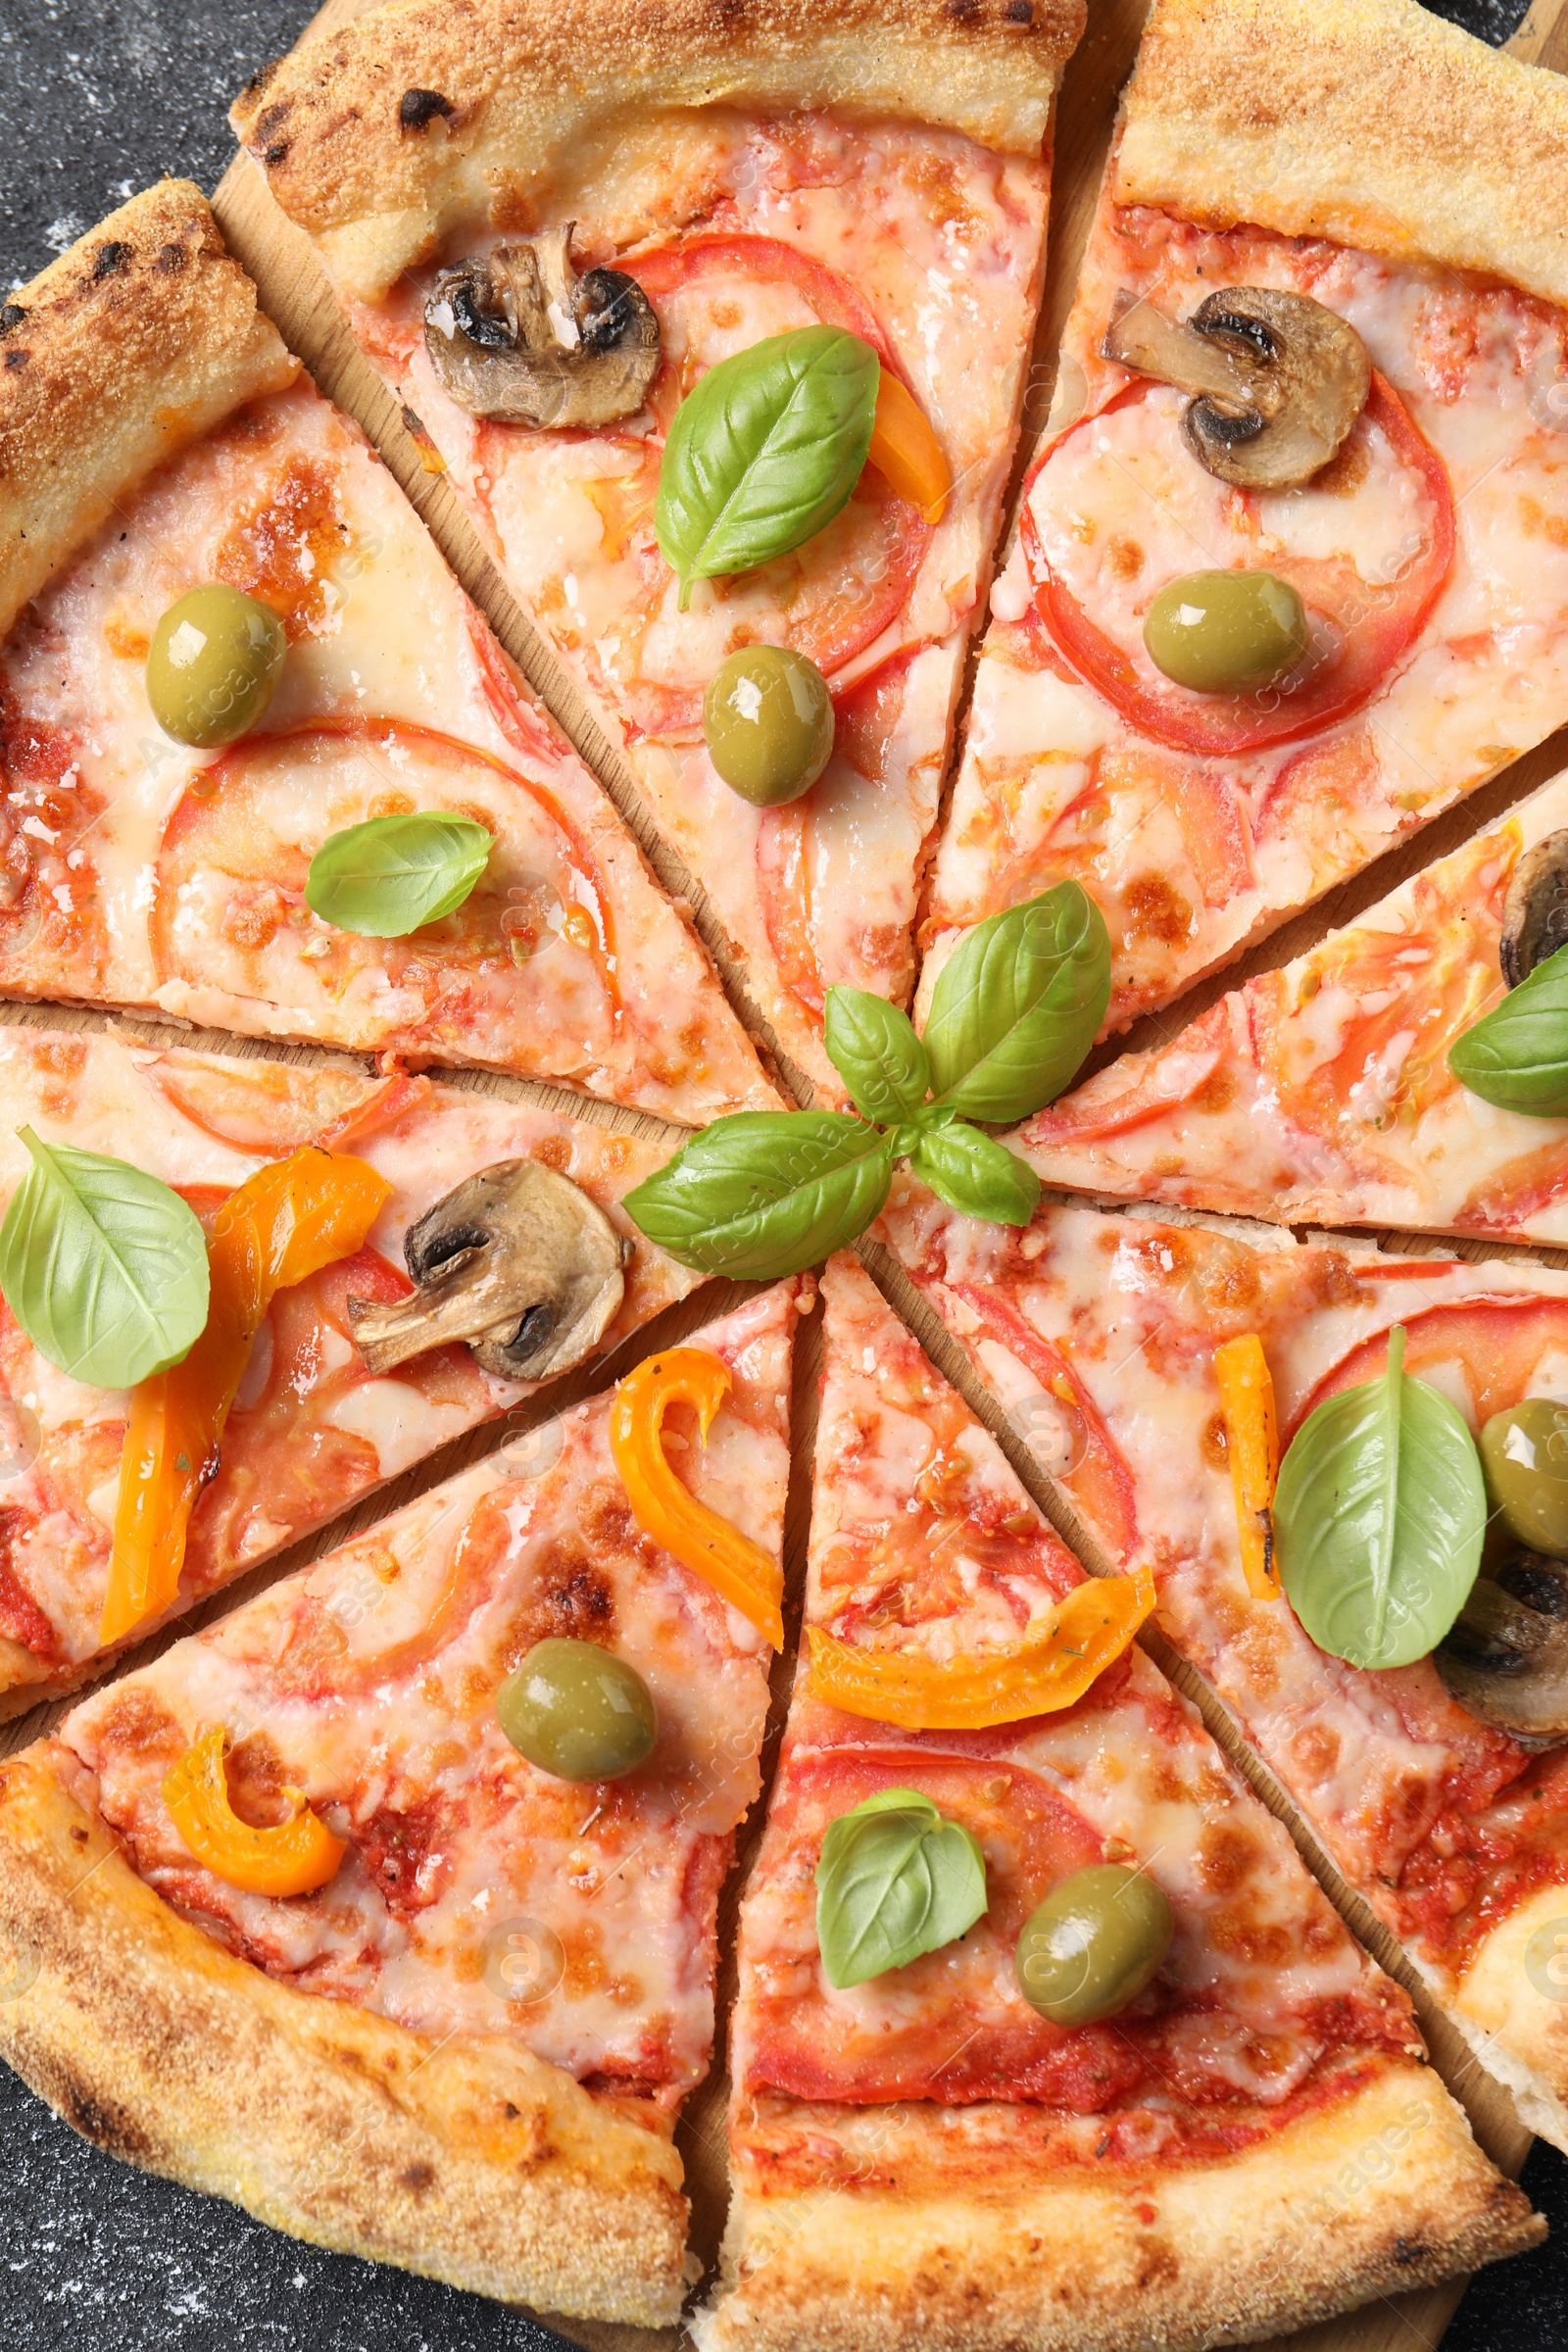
[230,0,1085,299]
[697,2063,1541,2352]
[0,181,296,642]
[0,1744,690,2327]
[1445,1883,1568,2151]
[1115,0,1568,307]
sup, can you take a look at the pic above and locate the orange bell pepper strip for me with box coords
[101,1148,391,1645]
[806,1564,1155,1730]
[163,1726,346,1896]
[1215,1334,1280,1600]
[868,369,952,524]
[609,1347,783,1647]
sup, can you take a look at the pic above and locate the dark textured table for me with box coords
[0,1,1564,2345]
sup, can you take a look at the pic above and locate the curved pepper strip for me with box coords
[101,1148,391,1645]
[868,370,951,524]
[807,1565,1157,1730]
[609,1347,783,1647]
[163,1726,346,1896]
[1215,1334,1280,1600]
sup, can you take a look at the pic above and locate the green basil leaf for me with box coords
[816,1787,988,1988]
[623,1110,894,1279]
[823,986,932,1124]
[656,327,879,609]
[0,1127,210,1389]
[305,812,493,938]
[924,881,1111,1124]
[909,1122,1041,1226]
[1449,945,1568,1115]
[1274,1326,1486,1669]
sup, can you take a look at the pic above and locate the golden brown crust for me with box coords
[1114,0,1568,306]
[0,1745,688,2326]
[0,182,297,642]
[697,2065,1542,2352]
[1447,1885,1568,2152]
[231,0,1084,298]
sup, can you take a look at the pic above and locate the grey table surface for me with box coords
[0,0,1563,2344]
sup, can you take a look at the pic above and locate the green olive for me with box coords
[146,583,287,748]
[1015,1863,1174,2027]
[496,1638,658,1782]
[703,646,835,807]
[1480,1398,1568,1559]
[1143,569,1308,695]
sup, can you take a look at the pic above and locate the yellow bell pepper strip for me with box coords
[868,370,952,524]
[1215,1334,1280,1600]
[610,1347,784,1647]
[807,1565,1157,1730]
[101,1148,391,1645]
[163,1726,346,1896]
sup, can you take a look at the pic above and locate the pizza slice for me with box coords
[0,182,776,1125]
[0,1022,699,1712]
[881,1179,1568,2152]
[0,1280,802,2322]
[703,1252,1539,2351]
[917,0,1568,1043]
[231,0,1084,1101]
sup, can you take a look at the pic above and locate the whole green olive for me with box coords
[496,1638,658,1782]
[1143,569,1308,695]
[146,582,287,748]
[703,645,835,807]
[1480,1398,1568,1559]
[1015,1862,1174,2027]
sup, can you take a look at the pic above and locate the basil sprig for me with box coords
[1274,1326,1485,1670]
[1448,943,1568,1116]
[656,326,879,610]
[0,1128,210,1389]
[816,1787,987,1988]
[624,882,1109,1277]
[306,812,493,939]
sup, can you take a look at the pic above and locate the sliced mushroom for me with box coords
[1434,1554,1568,1745]
[423,224,660,427]
[1499,830,1568,988]
[1102,286,1371,491]
[346,1160,630,1382]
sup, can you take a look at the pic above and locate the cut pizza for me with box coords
[917,0,1568,1041]
[0,1280,803,2322]
[881,1178,1568,2155]
[702,1252,1538,2351]
[231,0,1085,1101]
[0,182,775,1125]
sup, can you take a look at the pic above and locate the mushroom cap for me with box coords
[1434,1553,1568,1746]
[423,225,660,428]
[346,1158,630,1383]
[1500,829,1568,989]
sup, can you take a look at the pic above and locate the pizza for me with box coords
[879,1182,1568,2155]
[0,1281,803,2321]
[704,1253,1539,2349]
[229,0,1084,1102]
[0,181,776,1127]
[916,0,1568,1044]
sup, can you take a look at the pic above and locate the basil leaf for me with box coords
[0,1127,209,1389]
[1449,945,1568,1115]
[656,327,879,609]
[816,1787,988,1988]
[924,881,1111,1124]
[823,986,932,1125]
[306,812,493,938]
[1274,1326,1485,1670]
[909,1121,1041,1226]
[623,1111,894,1279]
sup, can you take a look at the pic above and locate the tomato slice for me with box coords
[1287,1297,1568,1443]
[1021,374,1455,756]
[1025,998,1232,1148]
[1459,1140,1568,1235]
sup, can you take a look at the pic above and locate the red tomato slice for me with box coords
[137,1056,381,1157]
[1021,374,1455,757]
[1287,1297,1568,1443]
[1459,1141,1568,1235]
[1025,999,1231,1147]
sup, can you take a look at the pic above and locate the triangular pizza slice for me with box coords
[0,1282,803,2323]
[0,183,775,1126]
[702,1253,1537,2351]
[916,0,1568,1044]
[232,0,1085,1101]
